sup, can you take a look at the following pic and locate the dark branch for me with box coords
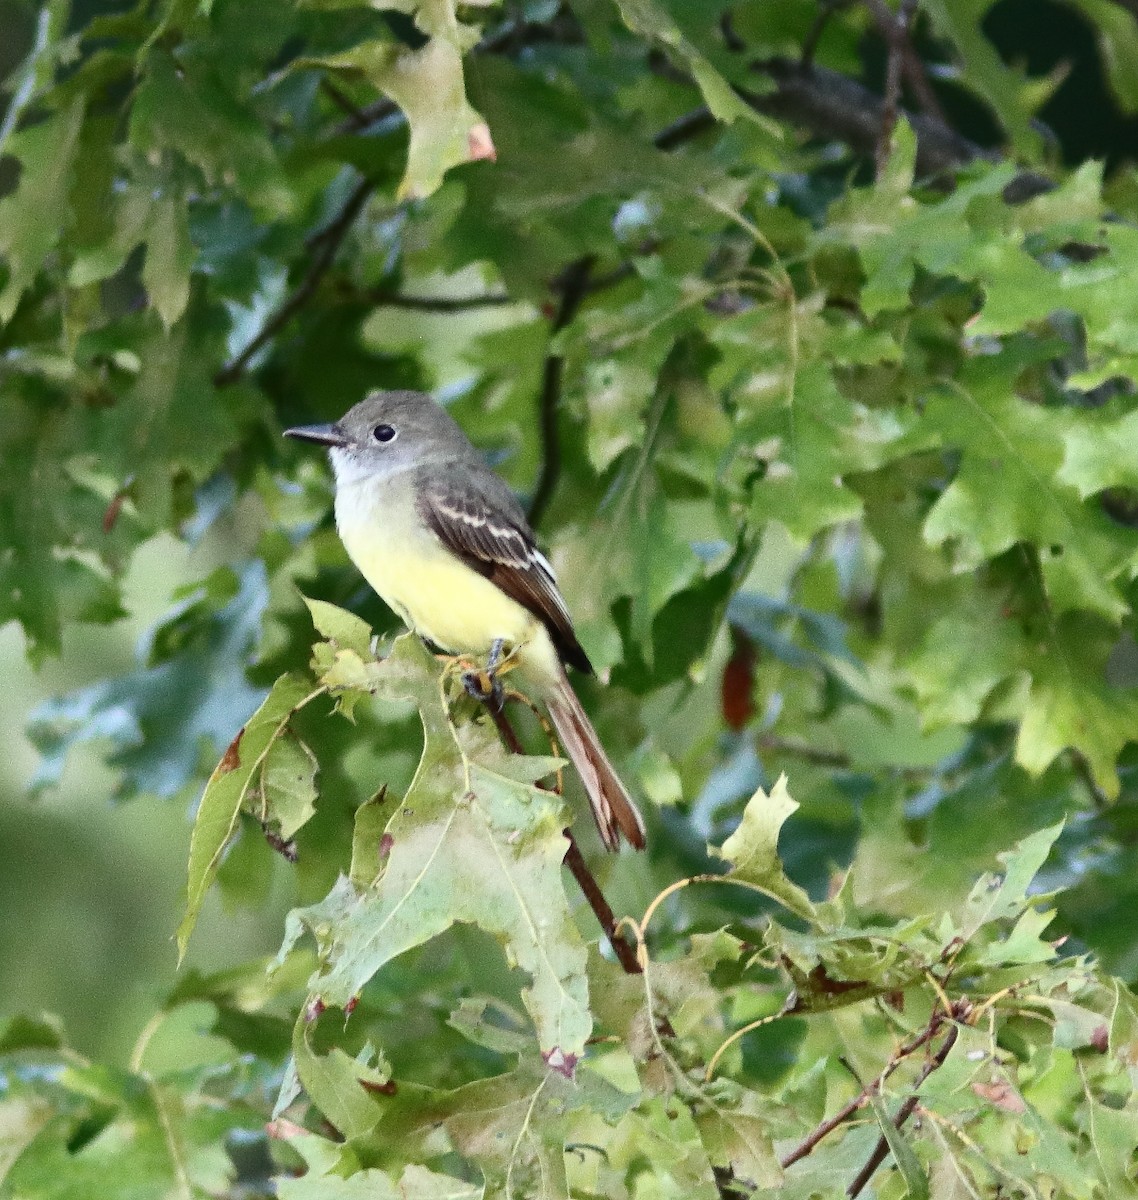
[563,832,643,974]
[214,177,375,387]
[746,57,985,178]
[332,96,399,137]
[781,1005,952,1170]
[654,106,715,150]
[801,0,855,68]
[358,288,513,312]
[847,1024,959,1197]
[527,255,596,528]
[863,0,947,123]
[320,79,370,129]
[875,0,917,178]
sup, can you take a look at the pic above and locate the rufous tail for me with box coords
[545,667,647,851]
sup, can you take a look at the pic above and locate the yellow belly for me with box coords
[335,474,560,686]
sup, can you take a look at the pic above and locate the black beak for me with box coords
[284,422,349,447]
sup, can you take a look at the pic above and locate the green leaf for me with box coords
[1015,615,1138,796]
[610,0,779,135]
[1058,405,1138,497]
[921,359,1130,623]
[141,192,192,329]
[261,730,319,841]
[129,47,292,216]
[303,596,374,659]
[863,1088,929,1199]
[284,636,593,1060]
[711,775,816,921]
[30,561,269,793]
[0,94,85,322]
[961,821,1063,937]
[0,394,127,660]
[289,1014,387,1141]
[308,35,494,201]
[693,1103,783,1190]
[178,672,323,958]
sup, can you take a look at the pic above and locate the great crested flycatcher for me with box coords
[285,390,647,851]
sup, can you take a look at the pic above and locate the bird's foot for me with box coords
[456,639,515,712]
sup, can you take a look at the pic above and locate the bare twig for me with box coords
[757,735,854,770]
[863,0,946,123]
[780,1005,955,1170]
[214,177,376,386]
[527,255,596,527]
[847,1023,959,1197]
[875,0,917,177]
[332,96,399,137]
[746,57,984,178]
[357,287,514,312]
[564,832,643,974]
[654,106,715,150]
[321,79,369,129]
[801,0,854,67]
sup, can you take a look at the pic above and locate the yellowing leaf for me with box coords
[178,673,323,958]
[712,775,816,921]
[309,36,494,200]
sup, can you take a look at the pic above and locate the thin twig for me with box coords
[847,1024,959,1197]
[875,0,918,178]
[801,0,854,68]
[563,831,643,974]
[654,106,715,150]
[863,0,946,123]
[357,287,514,312]
[527,255,596,527]
[780,1006,952,1169]
[320,79,369,129]
[757,735,854,770]
[214,177,375,386]
[332,96,399,137]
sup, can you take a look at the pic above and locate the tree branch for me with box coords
[780,1005,951,1170]
[745,57,986,179]
[214,177,375,387]
[863,0,947,124]
[847,1023,959,1197]
[875,0,919,178]
[356,287,514,312]
[654,106,715,150]
[563,832,643,974]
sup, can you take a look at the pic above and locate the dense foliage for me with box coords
[3,0,1138,1196]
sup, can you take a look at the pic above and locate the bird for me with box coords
[285,390,647,851]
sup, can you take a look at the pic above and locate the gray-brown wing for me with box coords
[416,472,592,674]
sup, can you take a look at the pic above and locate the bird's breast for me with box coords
[333,475,551,673]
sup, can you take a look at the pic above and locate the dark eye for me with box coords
[373,424,397,444]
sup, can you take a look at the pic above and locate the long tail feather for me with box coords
[545,668,647,851]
